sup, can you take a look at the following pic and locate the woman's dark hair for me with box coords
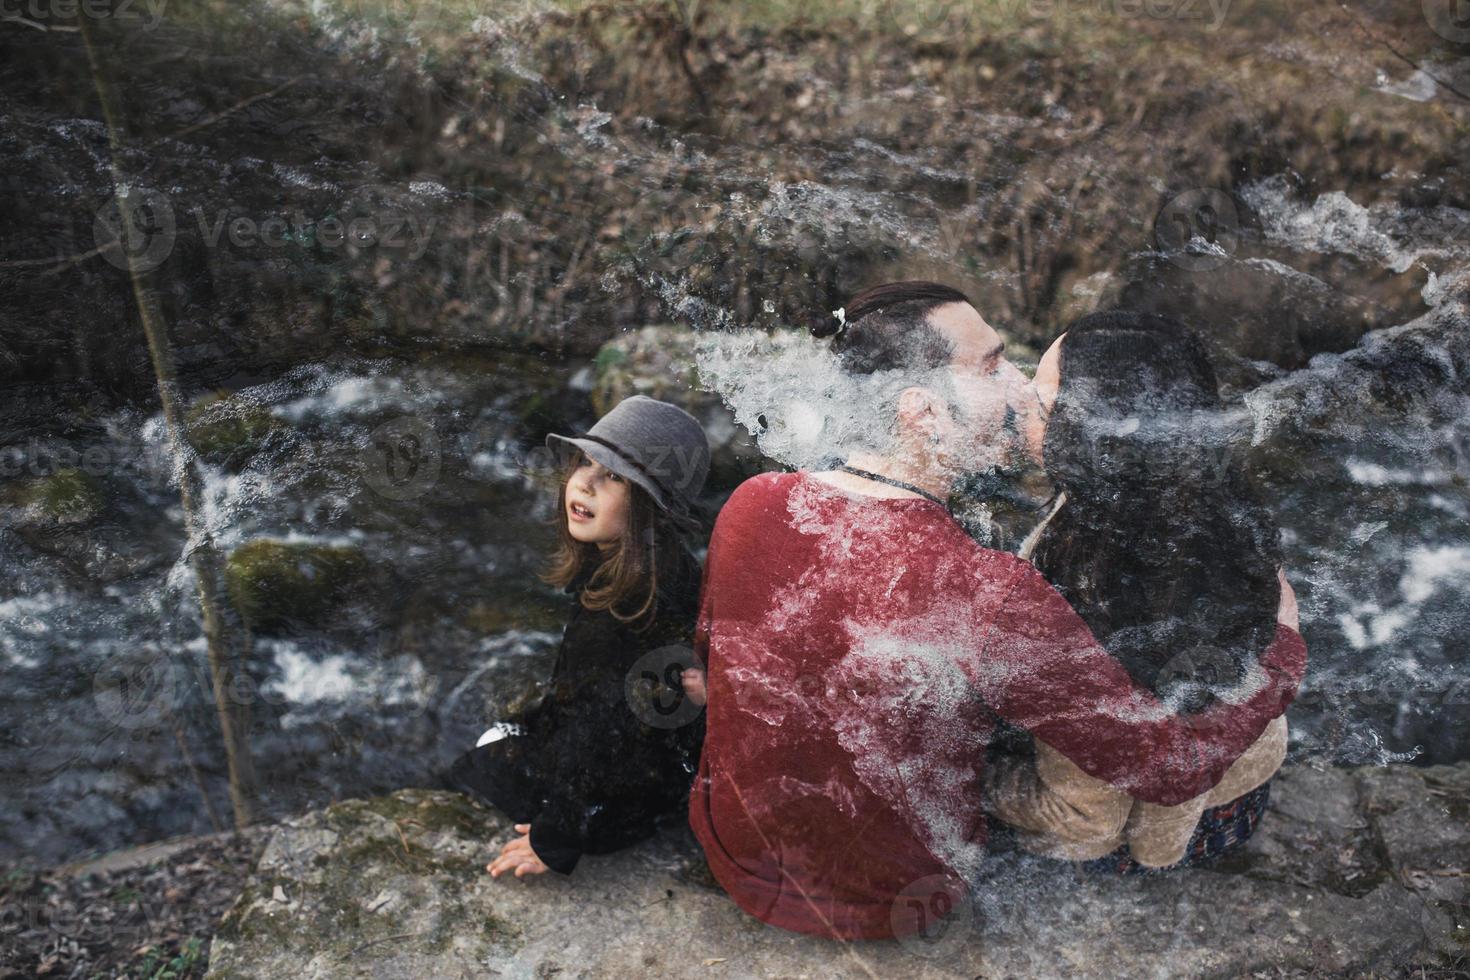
[811,280,968,375]
[1030,310,1282,708]
[542,452,694,631]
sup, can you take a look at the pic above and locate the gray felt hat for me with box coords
[546,395,710,519]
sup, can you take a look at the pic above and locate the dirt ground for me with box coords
[0,831,266,980]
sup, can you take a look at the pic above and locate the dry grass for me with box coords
[298,0,1449,56]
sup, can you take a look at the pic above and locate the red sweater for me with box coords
[688,472,1306,940]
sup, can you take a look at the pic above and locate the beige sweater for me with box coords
[985,715,1287,866]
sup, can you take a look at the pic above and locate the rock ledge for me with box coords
[206,763,1470,978]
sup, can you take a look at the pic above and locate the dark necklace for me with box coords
[836,465,950,511]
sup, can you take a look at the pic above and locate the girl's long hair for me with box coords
[1031,311,1281,709]
[542,453,692,631]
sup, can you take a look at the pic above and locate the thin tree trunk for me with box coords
[78,17,258,829]
[171,716,226,835]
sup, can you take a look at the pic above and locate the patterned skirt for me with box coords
[1077,781,1273,876]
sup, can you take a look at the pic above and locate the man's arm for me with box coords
[983,574,1301,853]
[975,562,1306,807]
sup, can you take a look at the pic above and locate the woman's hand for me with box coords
[681,666,707,707]
[1276,567,1299,631]
[488,824,549,879]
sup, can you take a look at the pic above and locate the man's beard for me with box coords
[950,406,1051,508]
[950,405,1030,482]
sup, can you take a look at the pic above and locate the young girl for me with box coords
[445,395,710,878]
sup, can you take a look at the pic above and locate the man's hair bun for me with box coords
[810,307,847,340]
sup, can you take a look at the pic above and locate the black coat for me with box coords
[447,550,704,874]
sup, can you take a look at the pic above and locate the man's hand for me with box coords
[681,666,707,707]
[488,824,549,879]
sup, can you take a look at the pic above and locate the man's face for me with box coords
[925,301,1033,474]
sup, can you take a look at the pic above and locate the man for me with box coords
[686,282,1306,940]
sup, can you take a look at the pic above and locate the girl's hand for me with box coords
[488,824,548,879]
[681,667,707,707]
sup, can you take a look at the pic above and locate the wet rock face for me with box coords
[1117,253,1402,372]
[186,391,287,469]
[206,763,1469,979]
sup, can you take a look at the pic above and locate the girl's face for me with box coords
[564,454,631,550]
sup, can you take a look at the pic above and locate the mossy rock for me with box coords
[185,390,284,464]
[0,467,105,525]
[590,325,704,418]
[460,596,564,636]
[207,788,522,977]
[224,539,371,633]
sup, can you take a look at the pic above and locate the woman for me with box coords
[987,310,1303,872]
